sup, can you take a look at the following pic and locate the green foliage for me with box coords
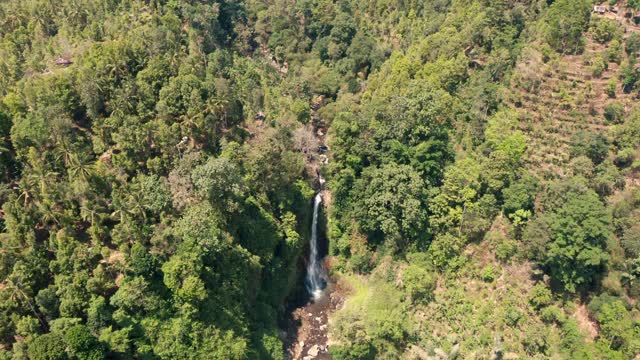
[401,264,435,304]
[352,163,429,250]
[608,39,623,64]
[427,233,468,271]
[621,224,640,258]
[28,333,68,360]
[64,325,105,360]
[625,33,640,56]
[591,53,608,78]
[590,18,621,44]
[502,175,539,218]
[570,131,609,165]
[606,79,618,98]
[611,106,640,149]
[524,179,611,292]
[544,0,591,54]
[604,102,624,123]
[0,0,637,358]
[480,265,497,282]
[331,278,410,359]
[588,295,640,355]
[540,305,566,324]
[529,284,553,309]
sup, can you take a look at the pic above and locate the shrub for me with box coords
[522,324,549,355]
[621,223,640,258]
[496,239,517,262]
[481,265,497,282]
[505,306,522,327]
[570,131,609,165]
[427,233,467,271]
[603,102,624,123]
[605,79,617,98]
[601,271,624,296]
[540,305,566,324]
[401,264,436,304]
[625,33,640,56]
[291,99,310,124]
[591,55,608,78]
[591,18,620,44]
[608,39,623,64]
[614,148,635,168]
[529,284,553,309]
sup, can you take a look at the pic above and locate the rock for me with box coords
[299,341,304,348]
[308,345,319,357]
[317,129,324,136]
[434,348,448,359]
[315,317,322,322]
[319,324,327,331]
[450,343,460,359]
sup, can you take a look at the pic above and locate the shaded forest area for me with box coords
[0,0,639,359]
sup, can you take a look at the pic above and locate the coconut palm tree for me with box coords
[68,152,95,183]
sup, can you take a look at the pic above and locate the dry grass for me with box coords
[507,13,640,175]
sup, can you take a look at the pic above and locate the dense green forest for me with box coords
[0,0,640,359]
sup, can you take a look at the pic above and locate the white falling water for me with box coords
[305,192,325,300]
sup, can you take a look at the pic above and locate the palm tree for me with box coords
[80,203,98,227]
[53,139,74,167]
[205,97,230,127]
[3,278,46,328]
[23,167,58,201]
[68,152,96,183]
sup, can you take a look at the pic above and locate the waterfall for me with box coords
[305,191,326,300]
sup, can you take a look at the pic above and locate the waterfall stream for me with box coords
[305,191,326,300]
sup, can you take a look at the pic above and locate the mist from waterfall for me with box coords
[305,192,326,300]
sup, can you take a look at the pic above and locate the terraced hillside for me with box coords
[507,4,640,177]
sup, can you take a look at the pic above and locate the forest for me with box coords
[0,0,639,359]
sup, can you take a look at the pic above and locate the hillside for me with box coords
[0,0,639,359]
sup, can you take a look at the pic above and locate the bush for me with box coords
[522,324,549,355]
[591,55,608,78]
[401,264,436,304]
[591,18,620,44]
[540,305,566,324]
[625,33,640,56]
[614,148,635,168]
[529,284,553,309]
[601,271,624,296]
[481,265,497,282]
[505,306,522,327]
[427,233,467,271]
[621,223,640,258]
[290,99,310,124]
[496,239,518,262]
[604,102,624,123]
[605,79,617,98]
[608,39,623,64]
[570,131,609,165]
